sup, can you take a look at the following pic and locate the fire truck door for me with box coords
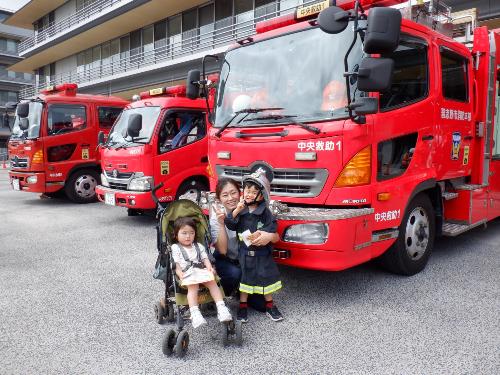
[489,75,500,219]
[153,110,207,200]
[43,103,93,181]
[435,43,474,181]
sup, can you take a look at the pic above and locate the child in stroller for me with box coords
[171,216,232,328]
[151,191,243,357]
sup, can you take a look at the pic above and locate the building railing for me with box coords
[19,0,125,53]
[19,1,316,98]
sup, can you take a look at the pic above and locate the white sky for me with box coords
[0,0,30,12]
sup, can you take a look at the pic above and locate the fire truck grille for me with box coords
[10,157,29,168]
[104,170,133,179]
[217,166,328,198]
[108,182,128,190]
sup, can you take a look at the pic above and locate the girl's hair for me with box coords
[215,177,240,199]
[243,180,260,191]
[173,217,197,240]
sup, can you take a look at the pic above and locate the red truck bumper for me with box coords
[96,185,155,209]
[9,170,63,194]
[271,207,396,271]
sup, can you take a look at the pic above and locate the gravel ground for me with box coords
[0,168,499,375]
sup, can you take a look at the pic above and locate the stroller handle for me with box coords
[151,182,164,206]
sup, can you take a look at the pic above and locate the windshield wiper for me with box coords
[215,107,283,138]
[114,137,148,150]
[245,114,321,134]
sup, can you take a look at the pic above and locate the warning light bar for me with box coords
[40,83,78,96]
[139,85,186,99]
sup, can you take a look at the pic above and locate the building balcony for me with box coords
[17,6,281,98]
[0,71,34,85]
[9,0,207,73]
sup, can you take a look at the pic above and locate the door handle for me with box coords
[421,135,434,141]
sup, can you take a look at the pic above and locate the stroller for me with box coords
[151,183,243,357]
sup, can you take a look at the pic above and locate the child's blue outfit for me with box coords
[225,200,282,295]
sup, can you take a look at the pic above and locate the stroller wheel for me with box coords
[174,330,189,358]
[162,328,177,356]
[221,321,230,347]
[155,302,165,324]
[235,320,243,347]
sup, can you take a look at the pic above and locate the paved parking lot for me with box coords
[0,168,499,375]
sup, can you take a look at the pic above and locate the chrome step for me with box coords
[442,192,458,200]
[442,220,487,236]
[455,184,485,191]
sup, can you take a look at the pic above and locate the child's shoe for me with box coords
[190,307,207,328]
[266,305,284,322]
[237,307,248,323]
[216,302,233,323]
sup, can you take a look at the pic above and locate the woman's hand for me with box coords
[250,230,277,246]
[214,206,226,225]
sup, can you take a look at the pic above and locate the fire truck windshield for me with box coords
[215,24,363,128]
[107,106,161,147]
[11,101,43,139]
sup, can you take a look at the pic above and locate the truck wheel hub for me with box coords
[404,206,429,261]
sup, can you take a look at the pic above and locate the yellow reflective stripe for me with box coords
[263,281,282,294]
[239,281,282,294]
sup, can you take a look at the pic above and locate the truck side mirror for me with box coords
[186,70,201,99]
[19,117,29,131]
[17,102,29,118]
[364,7,401,54]
[350,97,379,116]
[357,57,394,92]
[127,114,142,138]
[97,131,105,146]
[318,6,350,34]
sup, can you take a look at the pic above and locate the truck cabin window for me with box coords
[158,111,205,153]
[98,107,123,129]
[47,105,87,136]
[380,37,429,111]
[440,48,469,102]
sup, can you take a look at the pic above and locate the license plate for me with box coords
[12,178,20,191]
[104,192,115,206]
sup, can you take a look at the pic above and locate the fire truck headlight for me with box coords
[283,223,328,244]
[128,175,153,191]
[26,175,37,184]
[101,173,109,187]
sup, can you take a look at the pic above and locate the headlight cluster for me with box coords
[100,173,109,187]
[128,172,153,191]
[26,176,38,184]
[283,223,329,244]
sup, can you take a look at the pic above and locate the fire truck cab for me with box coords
[187,0,500,275]
[8,83,128,203]
[95,85,210,215]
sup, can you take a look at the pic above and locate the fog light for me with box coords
[129,199,136,206]
[283,223,328,244]
[26,175,38,184]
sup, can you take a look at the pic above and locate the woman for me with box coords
[209,177,279,312]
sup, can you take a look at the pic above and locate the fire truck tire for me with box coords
[175,179,208,201]
[381,193,435,276]
[65,169,99,203]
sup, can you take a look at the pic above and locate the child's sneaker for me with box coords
[217,304,233,323]
[266,306,283,322]
[237,307,248,323]
[190,308,207,328]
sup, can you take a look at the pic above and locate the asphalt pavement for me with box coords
[0,168,499,375]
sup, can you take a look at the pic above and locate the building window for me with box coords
[168,15,182,55]
[199,3,215,47]
[154,21,167,50]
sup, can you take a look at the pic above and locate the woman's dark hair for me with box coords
[173,217,197,240]
[215,177,240,199]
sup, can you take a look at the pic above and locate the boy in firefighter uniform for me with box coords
[224,169,284,323]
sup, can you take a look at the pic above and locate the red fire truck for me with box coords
[8,83,128,203]
[95,84,211,215]
[187,0,500,275]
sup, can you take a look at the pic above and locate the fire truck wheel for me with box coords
[175,179,208,201]
[65,169,99,203]
[381,193,435,276]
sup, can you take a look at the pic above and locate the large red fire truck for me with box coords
[187,0,500,275]
[95,84,211,215]
[8,83,128,203]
